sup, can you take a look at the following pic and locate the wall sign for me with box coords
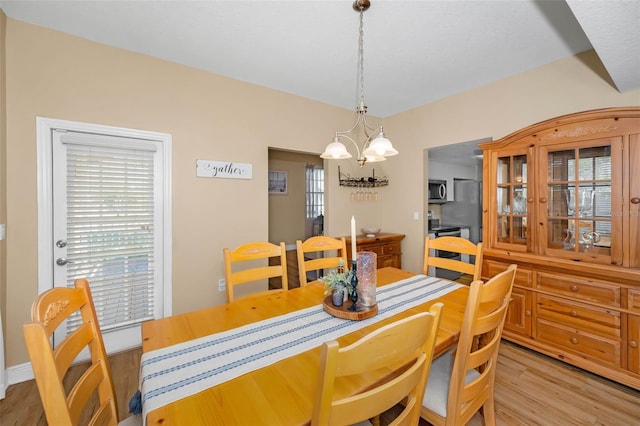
[196,160,253,179]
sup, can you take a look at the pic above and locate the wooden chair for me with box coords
[223,241,288,303]
[23,279,141,426]
[420,264,517,426]
[423,236,484,282]
[312,303,444,426]
[296,236,348,286]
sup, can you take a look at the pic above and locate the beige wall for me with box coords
[2,18,362,367]
[2,15,640,370]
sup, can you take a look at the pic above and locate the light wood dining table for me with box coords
[141,267,469,425]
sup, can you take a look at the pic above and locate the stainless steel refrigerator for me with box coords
[441,179,482,243]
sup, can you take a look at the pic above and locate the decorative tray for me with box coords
[322,296,378,320]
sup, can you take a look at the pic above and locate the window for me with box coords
[306,166,324,219]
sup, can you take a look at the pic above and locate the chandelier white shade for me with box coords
[320,0,398,167]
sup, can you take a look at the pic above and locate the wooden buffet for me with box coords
[344,232,405,268]
[480,107,640,390]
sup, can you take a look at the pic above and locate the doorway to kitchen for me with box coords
[426,137,489,245]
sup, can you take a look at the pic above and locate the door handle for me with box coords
[56,257,74,266]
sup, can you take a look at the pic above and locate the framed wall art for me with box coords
[268,170,288,194]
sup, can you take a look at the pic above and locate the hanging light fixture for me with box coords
[320,0,398,167]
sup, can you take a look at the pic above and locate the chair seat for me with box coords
[422,349,481,418]
[119,414,143,426]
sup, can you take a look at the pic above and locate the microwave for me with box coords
[428,179,447,203]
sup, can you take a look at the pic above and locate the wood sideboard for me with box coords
[480,107,640,390]
[343,232,405,269]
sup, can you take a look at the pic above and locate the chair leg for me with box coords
[370,415,380,426]
[482,397,497,426]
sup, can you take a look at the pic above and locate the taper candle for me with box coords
[351,216,357,260]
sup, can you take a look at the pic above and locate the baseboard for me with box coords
[6,362,34,387]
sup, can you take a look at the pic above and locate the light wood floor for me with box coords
[2,340,639,425]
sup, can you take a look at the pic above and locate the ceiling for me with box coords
[1,0,638,119]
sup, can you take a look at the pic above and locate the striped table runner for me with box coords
[140,275,462,419]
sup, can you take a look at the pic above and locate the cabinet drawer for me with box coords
[378,256,399,269]
[537,295,620,338]
[483,259,533,288]
[536,272,620,307]
[628,289,640,313]
[362,246,382,256]
[381,243,401,255]
[536,319,620,366]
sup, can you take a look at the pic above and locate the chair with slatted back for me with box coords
[23,278,141,426]
[223,241,288,303]
[311,303,444,426]
[423,236,484,283]
[296,236,348,287]
[420,264,517,426]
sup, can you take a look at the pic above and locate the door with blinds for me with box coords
[51,129,166,352]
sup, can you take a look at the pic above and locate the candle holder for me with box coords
[348,259,359,311]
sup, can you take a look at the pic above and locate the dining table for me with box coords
[140,266,469,425]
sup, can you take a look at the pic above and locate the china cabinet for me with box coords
[481,107,640,389]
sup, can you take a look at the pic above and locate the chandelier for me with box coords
[320,0,398,167]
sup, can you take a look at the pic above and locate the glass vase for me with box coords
[357,251,377,307]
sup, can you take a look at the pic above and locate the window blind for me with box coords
[63,138,157,332]
[306,165,324,219]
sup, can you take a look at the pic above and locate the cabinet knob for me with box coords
[539,197,547,203]
[525,310,532,316]
[570,310,578,317]
[570,285,579,292]
[527,198,534,203]
[631,197,640,204]
[570,337,579,345]
[631,340,639,348]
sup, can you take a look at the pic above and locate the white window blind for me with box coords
[63,138,157,332]
[306,165,324,219]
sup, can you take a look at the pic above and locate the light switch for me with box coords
[0,224,5,240]
[413,212,419,221]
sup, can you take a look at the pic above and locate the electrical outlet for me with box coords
[218,278,226,292]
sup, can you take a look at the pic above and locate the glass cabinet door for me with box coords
[495,153,529,249]
[541,138,622,265]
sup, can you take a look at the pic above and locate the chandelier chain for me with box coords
[358,7,365,108]
[320,0,398,167]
